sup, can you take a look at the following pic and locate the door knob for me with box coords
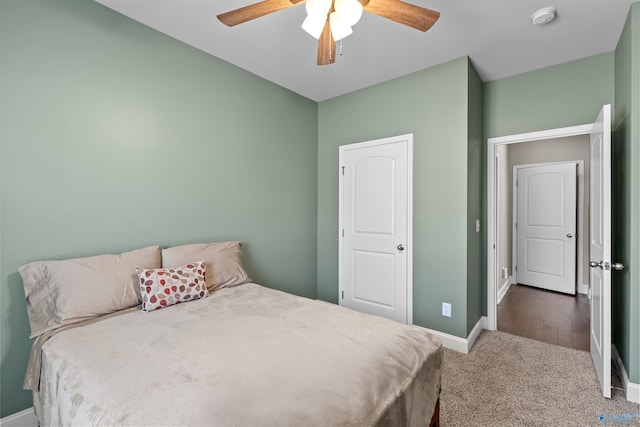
[567,233,574,238]
[589,261,625,271]
[612,262,625,271]
[397,244,405,251]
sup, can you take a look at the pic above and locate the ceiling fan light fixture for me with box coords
[333,0,363,27]
[329,11,353,41]
[305,0,332,16]
[302,14,327,39]
[217,0,441,66]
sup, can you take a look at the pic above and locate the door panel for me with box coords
[354,157,395,234]
[339,135,412,324]
[589,104,611,399]
[525,238,565,276]
[353,250,395,307]
[527,173,566,226]
[516,163,577,294]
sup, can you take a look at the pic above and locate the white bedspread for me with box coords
[35,283,442,426]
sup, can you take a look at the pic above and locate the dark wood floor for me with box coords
[497,284,590,351]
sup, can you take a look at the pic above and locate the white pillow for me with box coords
[162,241,250,292]
[19,245,161,337]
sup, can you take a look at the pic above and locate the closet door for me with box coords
[339,134,413,324]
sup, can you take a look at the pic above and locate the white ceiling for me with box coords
[94,0,637,102]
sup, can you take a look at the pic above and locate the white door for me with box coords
[339,134,412,324]
[516,163,578,294]
[589,104,611,398]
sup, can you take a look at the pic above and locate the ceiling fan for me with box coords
[217,0,440,66]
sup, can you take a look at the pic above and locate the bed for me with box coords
[19,242,442,427]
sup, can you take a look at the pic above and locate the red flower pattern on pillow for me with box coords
[136,261,208,312]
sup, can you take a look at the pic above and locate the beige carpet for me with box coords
[440,331,640,426]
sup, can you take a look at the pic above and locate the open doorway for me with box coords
[490,132,592,351]
[487,105,614,399]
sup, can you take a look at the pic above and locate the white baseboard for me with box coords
[497,276,512,305]
[417,316,487,354]
[612,345,640,403]
[0,408,38,427]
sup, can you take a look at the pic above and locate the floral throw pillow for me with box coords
[136,261,208,312]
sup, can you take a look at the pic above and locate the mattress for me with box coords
[33,283,442,426]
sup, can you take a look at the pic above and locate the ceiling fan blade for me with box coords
[317,21,336,65]
[364,0,440,32]
[217,0,304,27]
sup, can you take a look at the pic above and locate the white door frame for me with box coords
[511,161,586,294]
[487,124,592,330]
[338,134,414,325]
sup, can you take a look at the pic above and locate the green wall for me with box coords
[466,62,484,334]
[484,52,615,138]
[317,57,482,338]
[0,0,318,417]
[613,2,640,384]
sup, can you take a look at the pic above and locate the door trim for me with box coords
[511,161,585,294]
[338,134,414,325]
[487,124,592,330]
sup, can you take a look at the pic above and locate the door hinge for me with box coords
[341,229,344,237]
[515,266,517,272]
[515,222,517,229]
[341,166,345,175]
[341,290,344,299]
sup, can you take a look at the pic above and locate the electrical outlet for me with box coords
[502,267,508,280]
[475,219,480,233]
[442,302,452,317]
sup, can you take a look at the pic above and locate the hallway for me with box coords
[497,284,590,351]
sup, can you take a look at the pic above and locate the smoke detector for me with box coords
[532,7,557,25]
